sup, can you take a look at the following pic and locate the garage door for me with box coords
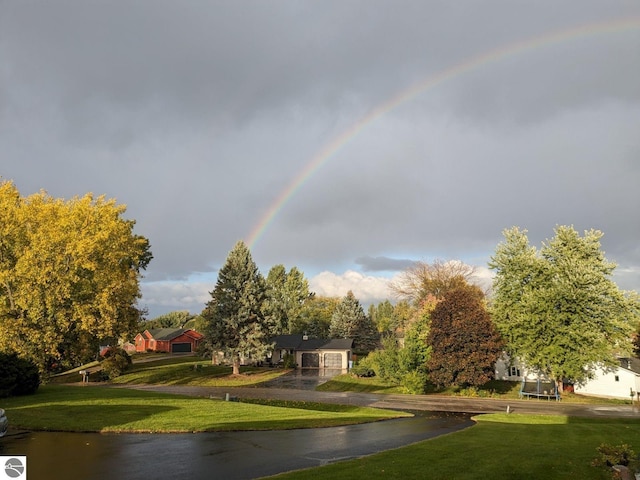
[324,353,342,368]
[301,353,319,368]
[171,343,192,353]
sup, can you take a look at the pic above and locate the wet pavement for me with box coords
[259,368,345,390]
[122,383,640,418]
[0,412,472,480]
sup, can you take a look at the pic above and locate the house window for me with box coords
[615,375,620,382]
[509,367,520,377]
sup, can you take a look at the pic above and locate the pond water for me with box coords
[0,412,472,480]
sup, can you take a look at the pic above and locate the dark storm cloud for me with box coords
[355,256,416,272]
[1,1,639,314]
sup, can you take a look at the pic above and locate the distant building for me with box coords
[135,328,203,353]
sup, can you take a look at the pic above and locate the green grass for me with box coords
[1,385,409,433]
[52,355,290,387]
[316,374,406,394]
[318,374,629,404]
[268,413,640,480]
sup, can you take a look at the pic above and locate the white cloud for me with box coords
[140,281,211,317]
[309,270,397,305]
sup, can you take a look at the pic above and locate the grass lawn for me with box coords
[269,413,640,480]
[52,355,290,387]
[1,384,409,433]
[318,374,630,405]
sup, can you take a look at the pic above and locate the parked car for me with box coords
[0,408,7,437]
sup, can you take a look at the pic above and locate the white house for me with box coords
[574,357,640,400]
[496,353,640,400]
[270,334,353,370]
[494,354,557,382]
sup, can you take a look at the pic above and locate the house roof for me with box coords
[146,328,203,341]
[619,357,640,375]
[271,334,353,351]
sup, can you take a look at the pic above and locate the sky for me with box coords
[1,1,639,318]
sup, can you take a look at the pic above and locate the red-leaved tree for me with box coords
[427,285,503,388]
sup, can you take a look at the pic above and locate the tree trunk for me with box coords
[232,356,240,375]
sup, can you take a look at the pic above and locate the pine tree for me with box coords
[201,241,271,374]
[264,265,310,334]
[330,291,379,353]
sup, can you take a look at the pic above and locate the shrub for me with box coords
[351,357,376,378]
[0,352,40,397]
[281,353,297,369]
[400,370,427,394]
[592,443,639,474]
[101,347,132,379]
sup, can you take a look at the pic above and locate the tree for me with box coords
[390,259,477,305]
[489,226,639,388]
[0,181,152,374]
[329,291,378,353]
[143,311,195,330]
[201,241,272,374]
[264,265,310,335]
[427,285,503,387]
[297,295,338,338]
[368,300,398,335]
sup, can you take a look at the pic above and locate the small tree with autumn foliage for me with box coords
[427,285,503,388]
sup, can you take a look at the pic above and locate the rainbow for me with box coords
[246,17,640,248]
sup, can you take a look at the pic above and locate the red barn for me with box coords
[134,328,204,353]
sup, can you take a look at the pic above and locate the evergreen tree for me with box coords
[489,226,639,388]
[427,285,503,387]
[201,241,271,374]
[264,265,310,334]
[330,291,379,353]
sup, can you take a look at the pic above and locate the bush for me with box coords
[592,443,639,474]
[281,353,297,369]
[0,352,40,397]
[351,358,376,378]
[101,347,132,379]
[400,370,427,394]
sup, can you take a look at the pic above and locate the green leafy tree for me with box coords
[201,241,272,374]
[368,300,398,335]
[0,180,152,374]
[330,291,379,353]
[264,265,310,334]
[489,226,639,388]
[297,295,338,337]
[143,311,195,330]
[427,285,503,387]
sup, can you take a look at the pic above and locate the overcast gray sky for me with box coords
[2,1,639,317]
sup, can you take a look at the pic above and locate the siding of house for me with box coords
[293,348,350,370]
[574,364,640,400]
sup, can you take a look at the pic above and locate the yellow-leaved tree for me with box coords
[0,180,152,374]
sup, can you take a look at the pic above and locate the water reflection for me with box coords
[1,413,471,480]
